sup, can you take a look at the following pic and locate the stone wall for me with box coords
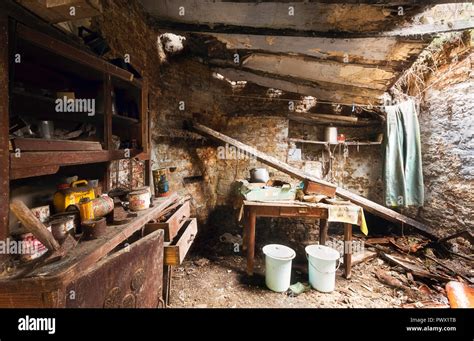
[404,55,473,235]
[288,122,384,204]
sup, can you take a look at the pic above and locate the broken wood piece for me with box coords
[380,252,453,283]
[424,254,473,284]
[192,122,439,240]
[438,229,474,244]
[375,269,405,289]
[365,237,394,245]
[352,250,377,266]
[446,281,474,308]
[10,199,60,251]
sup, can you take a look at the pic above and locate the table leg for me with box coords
[246,208,256,276]
[242,207,248,252]
[343,223,352,279]
[319,218,328,245]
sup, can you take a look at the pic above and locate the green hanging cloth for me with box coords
[384,99,424,207]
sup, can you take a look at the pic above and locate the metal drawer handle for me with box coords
[298,208,308,214]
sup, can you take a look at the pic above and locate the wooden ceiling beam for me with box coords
[240,53,395,90]
[143,0,421,34]
[192,32,428,67]
[213,67,385,105]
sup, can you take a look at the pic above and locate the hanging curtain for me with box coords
[384,99,424,207]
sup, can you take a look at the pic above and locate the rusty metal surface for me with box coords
[65,229,164,308]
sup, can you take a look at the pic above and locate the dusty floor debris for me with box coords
[169,254,449,308]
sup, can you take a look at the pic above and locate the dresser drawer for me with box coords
[144,201,190,242]
[164,218,197,266]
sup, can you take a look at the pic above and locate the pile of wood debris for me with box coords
[359,229,473,308]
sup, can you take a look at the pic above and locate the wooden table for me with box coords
[242,200,354,279]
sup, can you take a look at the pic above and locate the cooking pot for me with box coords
[250,168,269,183]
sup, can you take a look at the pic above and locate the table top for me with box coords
[243,200,328,208]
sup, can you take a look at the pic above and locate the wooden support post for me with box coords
[319,219,328,245]
[0,15,9,244]
[246,208,256,276]
[344,223,353,279]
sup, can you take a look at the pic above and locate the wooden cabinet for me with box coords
[65,229,164,308]
[0,197,177,308]
[1,18,151,233]
[0,229,164,308]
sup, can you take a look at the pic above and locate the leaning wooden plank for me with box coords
[192,122,440,240]
[192,121,335,188]
[335,187,438,240]
[10,199,60,251]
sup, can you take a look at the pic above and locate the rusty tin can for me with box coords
[128,187,151,211]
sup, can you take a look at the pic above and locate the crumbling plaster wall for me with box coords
[288,122,384,204]
[405,55,473,235]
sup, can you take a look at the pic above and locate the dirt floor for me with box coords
[169,255,400,308]
[168,246,463,308]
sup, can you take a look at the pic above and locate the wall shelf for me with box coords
[10,149,145,180]
[289,138,382,146]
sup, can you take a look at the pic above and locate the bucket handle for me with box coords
[306,253,342,274]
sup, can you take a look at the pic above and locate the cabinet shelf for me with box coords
[12,90,140,126]
[10,149,147,180]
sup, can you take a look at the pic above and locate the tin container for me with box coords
[92,195,114,217]
[19,225,51,261]
[81,218,107,240]
[324,127,338,144]
[249,168,269,183]
[79,198,95,222]
[128,187,151,211]
[50,216,75,242]
[31,205,50,223]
